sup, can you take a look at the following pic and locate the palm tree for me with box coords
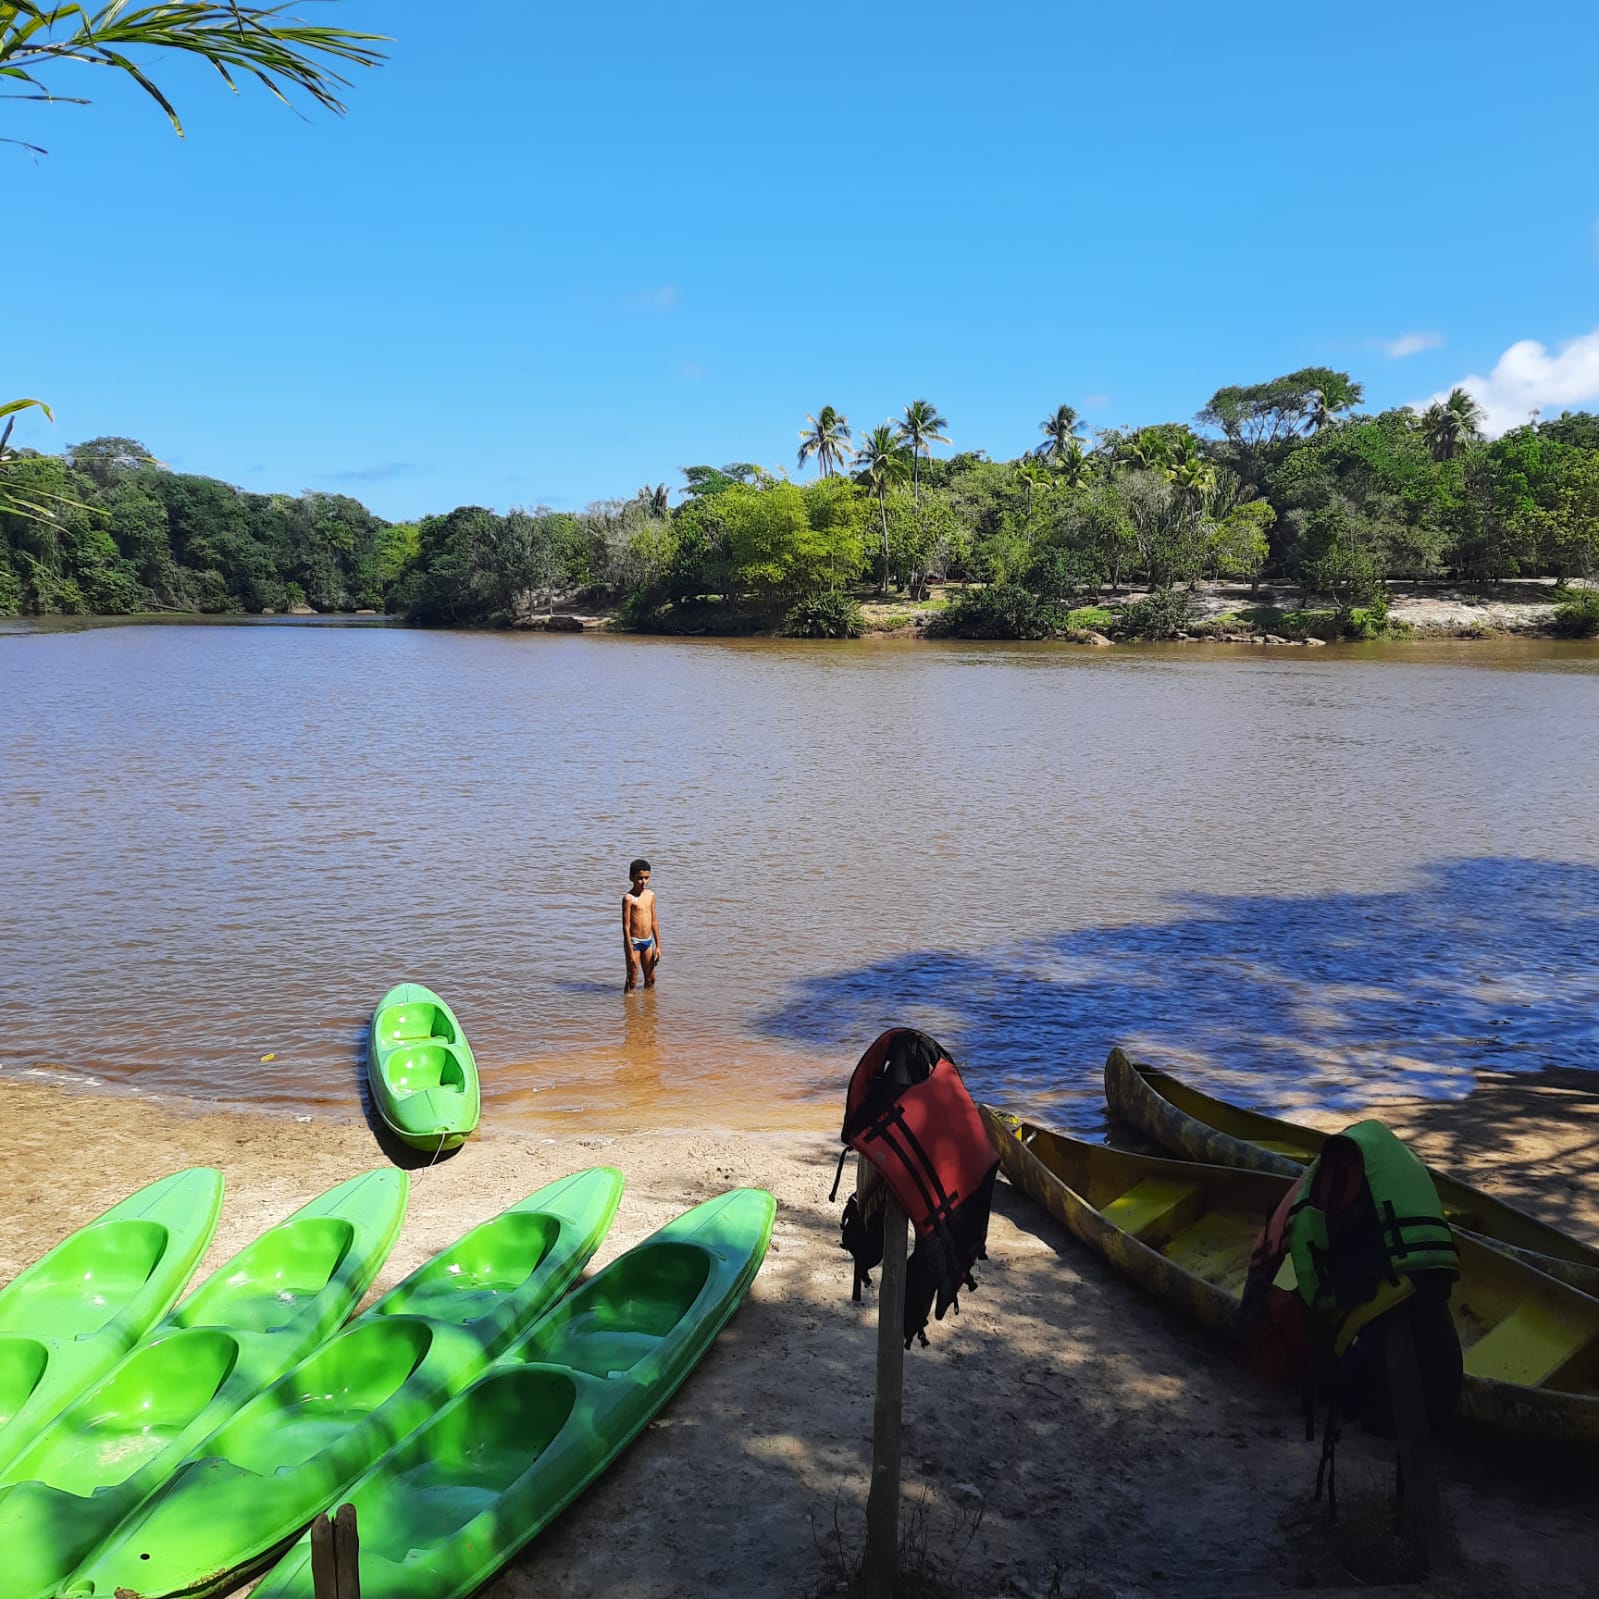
[797,406,852,477]
[1306,375,1365,432]
[637,483,670,517]
[895,399,948,507]
[1035,404,1083,463]
[1016,457,1052,541]
[1,4,387,151]
[854,424,910,594]
[1420,387,1486,461]
[1055,439,1092,492]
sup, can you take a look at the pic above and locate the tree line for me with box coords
[4,372,1598,637]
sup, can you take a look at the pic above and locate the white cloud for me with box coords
[623,284,680,313]
[1422,328,1599,436]
[1081,392,1111,409]
[1378,330,1444,359]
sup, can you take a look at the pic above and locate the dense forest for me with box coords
[4,368,1598,639]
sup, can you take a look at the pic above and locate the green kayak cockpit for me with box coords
[374,999,458,1049]
[378,1210,563,1325]
[168,1217,356,1335]
[0,1341,49,1429]
[512,1241,714,1379]
[0,1221,174,1340]
[386,1043,471,1097]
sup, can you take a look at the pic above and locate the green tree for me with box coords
[1306,373,1366,432]
[720,482,861,609]
[797,406,852,478]
[1035,404,1083,463]
[853,424,911,593]
[1420,387,1485,461]
[895,399,948,508]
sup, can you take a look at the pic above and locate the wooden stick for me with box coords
[863,1187,908,1599]
[333,1503,362,1599]
[309,1511,336,1599]
[1385,1302,1447,1573]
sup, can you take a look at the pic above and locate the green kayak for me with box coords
[251,1187,775,1599]
[67,1166,625,1599]
[0,1169,407,1599]
[367,983,481,1153]
[0,1168,224,1477]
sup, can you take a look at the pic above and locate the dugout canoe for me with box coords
[0,1169,408,1599]
[983,1106,1599,1446]
[66,1166,625,1599]
[0,1168,224,1478]
[367,983,481,1153]
[1103,1047,1599,1297]
[249,1187,776,1599]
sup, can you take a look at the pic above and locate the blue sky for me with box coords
[10,1,1599,521]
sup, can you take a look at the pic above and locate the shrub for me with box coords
[1111,587,1195,640]
[783,590,864,639]
[1065,604,1115,633]
[1552,589,1599,638]
[933,583,1064,639]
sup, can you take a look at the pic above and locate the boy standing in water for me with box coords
[623,858,662,991]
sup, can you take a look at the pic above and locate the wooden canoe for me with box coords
[983,1105,1599,1446]
[1104,1047,1599,1299]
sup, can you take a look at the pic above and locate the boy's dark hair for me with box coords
[629,858,651,878]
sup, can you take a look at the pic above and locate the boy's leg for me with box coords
[625,951,638,991]
[642,944,659,987]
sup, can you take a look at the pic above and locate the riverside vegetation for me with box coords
[5,379,1599,641]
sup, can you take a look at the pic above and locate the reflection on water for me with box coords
[2,624,1596,1131]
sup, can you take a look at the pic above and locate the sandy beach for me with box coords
[6,1072,1597,1599]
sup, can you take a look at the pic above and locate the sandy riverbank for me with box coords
[7,1074,1597,1599]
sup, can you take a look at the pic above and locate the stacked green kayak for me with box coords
[251,1187,775,1599]
[67,1167,626,1599]
[0,1168,224,1478]
[367,983,481,1152]
[0,1169,408,1599]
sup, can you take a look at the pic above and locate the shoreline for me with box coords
[5,577,1595,645]
[9,1072,1597,1598]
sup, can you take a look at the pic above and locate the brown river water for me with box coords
[3,619,1597,1133]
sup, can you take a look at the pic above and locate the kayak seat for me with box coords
[1462,1297,1599,1388]
[0,1220,170,1338]
[380,1212,561,1322]
[213,1318,436,1473]
[38,1329,239,1490]
[0,1337,49,1428]
[374,1002,457,1048]
[1100,1178,1204,1246]
[393,1367,578,1542]
[514,1242,712,1379]
[386,1043,469,1097]
[172,1218,355,1333]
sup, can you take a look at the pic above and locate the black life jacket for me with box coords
[830,1028,999,1348]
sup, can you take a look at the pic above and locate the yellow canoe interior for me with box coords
[1103,1048,1599,1297]
[983,1107,1599,1444]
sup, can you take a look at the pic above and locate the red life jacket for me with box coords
[830,1028,999,1347]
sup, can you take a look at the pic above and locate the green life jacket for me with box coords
[1287,1119,1458,1332]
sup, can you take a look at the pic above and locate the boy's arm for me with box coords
[651,896,662,955]
[623,898,637,960]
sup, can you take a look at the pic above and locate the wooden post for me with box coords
[310,1505,361,1599]
[310,1510,336,1599]
[1385,1303,1447,1573]
[863,1188,908,1599]
[333,1503,362,1599]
